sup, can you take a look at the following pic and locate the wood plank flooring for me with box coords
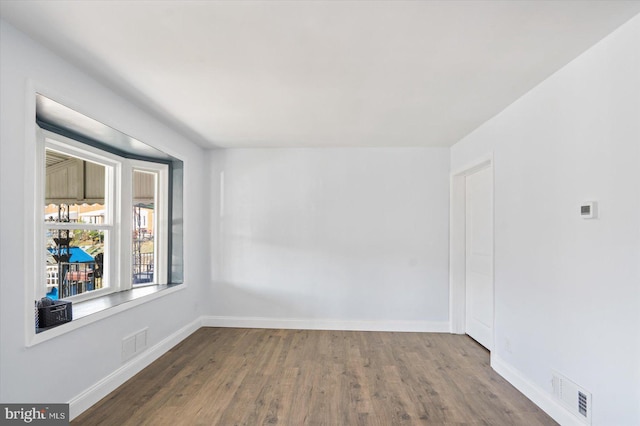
[72,328,557,425]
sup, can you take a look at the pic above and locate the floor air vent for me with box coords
[552,371,592,424]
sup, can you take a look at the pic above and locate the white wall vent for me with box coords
[122,328,148,362]
[552,370,592,424]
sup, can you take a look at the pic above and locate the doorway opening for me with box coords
[449,155,494,351]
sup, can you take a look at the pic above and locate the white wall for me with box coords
[0,21,208,412]
[451,15,640,426]
[208,147,450,331]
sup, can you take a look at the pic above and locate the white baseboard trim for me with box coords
[202,316,450,333]
[491,355,585,426]
[68,317,202,420]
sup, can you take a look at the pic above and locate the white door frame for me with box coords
[449,154,494,336]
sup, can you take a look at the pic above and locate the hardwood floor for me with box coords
[72,328,557,425]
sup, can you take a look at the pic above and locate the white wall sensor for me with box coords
[580,201,597,219]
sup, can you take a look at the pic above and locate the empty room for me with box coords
[0,1,639,425]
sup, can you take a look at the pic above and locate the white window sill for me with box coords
[29,283,185,347]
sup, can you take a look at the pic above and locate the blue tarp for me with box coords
[48,247,94,263]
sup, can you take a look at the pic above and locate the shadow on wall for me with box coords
[216,232,441,316]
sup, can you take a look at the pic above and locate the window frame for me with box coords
[37,129,170,305]
[129,160,169,288]
[42,132,120,302]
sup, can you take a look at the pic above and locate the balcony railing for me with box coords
[46,252,154,299]
[133,252,154,284]
[47,262,102,298]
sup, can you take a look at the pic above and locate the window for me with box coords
[44,143,114,300]
[131,164,169,286]
[29,94,183,340]
[40,130,169,304]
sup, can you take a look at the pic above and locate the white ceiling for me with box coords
[1,1,639,149]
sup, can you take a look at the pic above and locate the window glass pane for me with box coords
[45,203,106,224]
[46,228,106,298]
[44,148,107,222]
[44,148,109,300]
[132,170,156,285]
